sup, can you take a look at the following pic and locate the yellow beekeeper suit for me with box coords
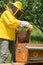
[0,1,33,41]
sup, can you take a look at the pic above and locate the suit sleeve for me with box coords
[1,10,20,28]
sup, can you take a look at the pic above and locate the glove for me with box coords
[28,24,33,31]
[19,21,33,31]
[19,21,29,27]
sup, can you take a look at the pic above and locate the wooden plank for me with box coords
[27,44,43,46]
[0,63,25,65]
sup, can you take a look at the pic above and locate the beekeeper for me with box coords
[0,1,33,63]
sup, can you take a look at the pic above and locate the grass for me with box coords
[0,27,43,63]
[31,27,43,43]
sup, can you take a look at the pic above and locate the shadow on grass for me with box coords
[31,36,43,43]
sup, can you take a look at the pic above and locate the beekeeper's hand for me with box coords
[28,24,33,31]
[20,21,33,31]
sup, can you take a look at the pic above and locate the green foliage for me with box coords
[0,0,13,15]
[0,1,5,15]
[17,26,29,31]
[19,0,43,32]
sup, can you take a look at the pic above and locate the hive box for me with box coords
[16,43,43,63]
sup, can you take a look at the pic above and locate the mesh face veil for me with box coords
[6,1,23,19]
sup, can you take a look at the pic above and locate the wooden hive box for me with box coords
[16,43,43,63]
